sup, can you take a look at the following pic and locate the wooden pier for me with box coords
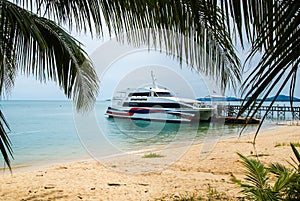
[225,104,300,120]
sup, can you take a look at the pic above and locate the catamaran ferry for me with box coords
[105,72,215,123]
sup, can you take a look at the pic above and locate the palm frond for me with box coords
[15,0,241,92]
[272,146,300,200]
[0,110,12,170]
[291,143,300,165]
[13,0,104,37]
[1,1,99,168]
[32,17,99,111]
[0,48,18,98]
[290,143,300,170]
[269,163,290,176]
[269,163,294,193]
[237,153,280,200]
[1,1,99,111]
[216,0,300,125]
[238,153,270,190]
[286,172,300,200]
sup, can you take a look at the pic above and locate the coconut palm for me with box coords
[0,0,241,169]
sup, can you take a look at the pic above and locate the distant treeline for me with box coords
[197,95,300,102]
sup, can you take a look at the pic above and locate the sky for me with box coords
[98,51,214,100]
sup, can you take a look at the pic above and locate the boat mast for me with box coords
[151,71,158,89]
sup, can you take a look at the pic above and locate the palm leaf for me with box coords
[216,0,300,126]
[238,153,270,189]
[237,153,279,200]
[271,151,300,200]
[1,1,99,168]
[1,1,99,111]
[290,143,300,170]
[286,172,300,200]
[291,143,300,164]
[0,110,13,170]
[17,0,241,92]
[269,163,294,193]
[238,152,300,200]
[0,48,18,99]
[32,17,99,111]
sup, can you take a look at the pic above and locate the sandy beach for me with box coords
[1,125,299,200]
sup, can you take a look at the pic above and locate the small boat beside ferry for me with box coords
[105,71,215,123]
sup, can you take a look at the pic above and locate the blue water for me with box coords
[0,101,88,168]
[0,100,272,169]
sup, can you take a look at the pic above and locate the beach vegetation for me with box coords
[275,142,300,148]
[142,152,164,158]
[173,186,231,200]
[235,143,300,200]
[207,186,229,200]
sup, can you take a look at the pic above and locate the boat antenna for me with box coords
[151,71,158,89]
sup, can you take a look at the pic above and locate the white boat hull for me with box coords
[106,107,214,123]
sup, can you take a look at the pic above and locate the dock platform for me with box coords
[212,116,261,124]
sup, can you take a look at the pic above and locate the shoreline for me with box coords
[1,124,299,200]
[3,122,262,173]
[1,122,278,173]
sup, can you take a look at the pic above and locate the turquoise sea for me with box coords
[0,100,284,170]
[0,101,87,169]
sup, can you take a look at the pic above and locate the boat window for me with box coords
[156,92,173,97]
[128,92,150,97]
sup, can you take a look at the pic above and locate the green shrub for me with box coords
[235,143,300,200]
[142,152,164,158]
